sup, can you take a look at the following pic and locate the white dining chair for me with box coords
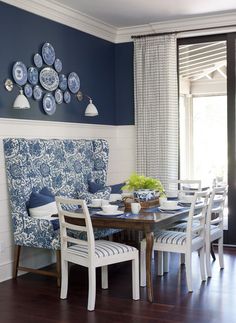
[140,191,209,292]
[205,185,228,277]
[156,179,202,275]
[56,196,140,311]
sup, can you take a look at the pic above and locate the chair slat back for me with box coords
[186,191,209,242]
[56,197,95,258]
[206,185,228,232]
[167,179,202,195]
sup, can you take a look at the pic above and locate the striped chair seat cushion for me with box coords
[168,220,200,232]
[68,240,136,259]
[154,230,201,246]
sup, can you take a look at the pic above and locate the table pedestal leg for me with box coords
[146,231,154,302]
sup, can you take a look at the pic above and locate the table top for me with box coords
[88,206,190,231]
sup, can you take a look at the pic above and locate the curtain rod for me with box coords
[131,24,236,39]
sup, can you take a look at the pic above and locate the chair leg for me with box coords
[88,267,96,311]
[101,266,108,289]
[132,255,140,300]
[210,243,216,261]
[60,259,68,299]
[218,237,224,269]
[205,240,212,278]
[185,252,193,292]
[56,250,61,287]
[157,251,164,276]
[140,240,146,287]
[163,252,169,273]
[13,245,21,278]
[199,247,206,281]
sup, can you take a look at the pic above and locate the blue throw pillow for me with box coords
[27,187,57,220]
[110,183,124,194]
[88,181,104,193]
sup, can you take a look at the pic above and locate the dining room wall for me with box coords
[0,1,134,126]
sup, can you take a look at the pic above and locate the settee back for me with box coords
[3,138,109,247]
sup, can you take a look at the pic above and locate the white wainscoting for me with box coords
[0,118,135,282]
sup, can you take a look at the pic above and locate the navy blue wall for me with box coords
[0,2,134,125]
[115,43,134,125]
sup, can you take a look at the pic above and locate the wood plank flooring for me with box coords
[0,247,236,323]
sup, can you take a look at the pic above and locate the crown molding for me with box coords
[115,12,236,43]
[0,0,117,43]
[2,0,236,43]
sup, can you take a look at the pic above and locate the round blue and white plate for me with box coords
[12,61,27,86]
[39,67,59,91]
[42,42,55,66]
[43,93,56,115]
[54,58,62,73]
[54,88,63,104]
[33,85,43,101]
[24,84,33,98]
[33,53,43,68]
[27,67,38,85]
[68,72,80,93]
[59,74,67,91]
[64,90,71,104]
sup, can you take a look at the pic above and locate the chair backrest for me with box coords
[186,190,209,243]
[205,185,228,233]
[167,179,202,197]
[56,197,95,260]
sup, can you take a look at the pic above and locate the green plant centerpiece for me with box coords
[122,173,165,202]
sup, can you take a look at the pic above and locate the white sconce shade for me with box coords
[84,99,98,117]
[13,89,30,109]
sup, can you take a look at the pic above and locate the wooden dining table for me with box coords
[87,206,190,303]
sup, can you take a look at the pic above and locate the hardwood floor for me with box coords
[0,247,236,323]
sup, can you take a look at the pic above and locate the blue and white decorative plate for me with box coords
[68,72,80,93]
[64,90,71,104]
[12,61,27,86]
[39,67,59,91]
[24,84,33,98]
[27,67,38,85]
[33,53,43,68]
[33,85,43,101]
[54,58,62,73]
[54,89,63,104]
[42,42,55,66]
[59,74,67,91]
[43,93,56,115]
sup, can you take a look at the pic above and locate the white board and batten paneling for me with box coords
[0,118,135,282]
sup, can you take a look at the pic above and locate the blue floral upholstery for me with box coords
[3,138,118,251]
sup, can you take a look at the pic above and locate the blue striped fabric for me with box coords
[68,240,136,259]
[154,230,200,245]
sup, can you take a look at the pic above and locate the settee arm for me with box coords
[12,211,60,250]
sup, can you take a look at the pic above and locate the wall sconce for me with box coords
[4,79,30,109]
[77,91,98,117]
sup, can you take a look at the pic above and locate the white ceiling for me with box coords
[52,0,236,27]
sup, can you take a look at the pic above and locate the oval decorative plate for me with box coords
[42,42,55,66]
[12,61,27,86]
[33,53,43,68]
[54,58,62,73]
[43,93,56,115]
[59,74,67,91]
[28,67,38,85]
[64,90,71,104]
[68,72,80,93]
[24,84,33,98]
[33,85,43,101]
[54,89,63,104]
[39,67,59,91]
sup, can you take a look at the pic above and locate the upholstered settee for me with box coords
[3,138,118,281]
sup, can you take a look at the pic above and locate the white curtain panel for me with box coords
[134,34,178,189]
